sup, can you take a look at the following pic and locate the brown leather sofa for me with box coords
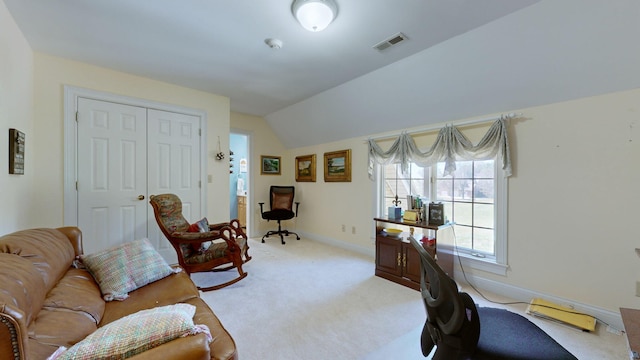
[0,227,238,360]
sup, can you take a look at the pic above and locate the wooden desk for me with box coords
[373,217,454,291]
[621,307,640,359]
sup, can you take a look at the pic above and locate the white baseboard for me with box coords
[298,231,375,258]
[455,271,624,331]
[299,231,624,331]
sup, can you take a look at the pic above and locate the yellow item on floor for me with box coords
[526,298,596,332]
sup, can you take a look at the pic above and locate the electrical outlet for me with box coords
[636,281,640,297]
[352,226,356,235]
[341,224,345,232]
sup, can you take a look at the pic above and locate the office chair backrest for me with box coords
[270,186,295,211]
[409,236,479,358]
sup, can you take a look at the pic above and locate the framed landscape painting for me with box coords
[260,155,281,175]
[295,154,316,182]
[324,149,351,182]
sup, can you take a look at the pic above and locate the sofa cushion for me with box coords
[0,253,46,327]
[0,228,76,292]
[28,307,98,349]
[53,304,210,360]
[80,238,177,301]
[42,268,105,325]
[100,269,199,327]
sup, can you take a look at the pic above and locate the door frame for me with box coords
[230,128,253,236]
[63,85,208,227]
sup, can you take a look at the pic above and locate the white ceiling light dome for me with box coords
[292,0,338,32]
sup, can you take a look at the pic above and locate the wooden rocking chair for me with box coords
[149,194,250,291]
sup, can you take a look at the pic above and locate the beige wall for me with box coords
[0,2,35,234]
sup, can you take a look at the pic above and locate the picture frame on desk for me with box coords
[428,202,445,226]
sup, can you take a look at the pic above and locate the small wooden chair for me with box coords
[149,194,250,291]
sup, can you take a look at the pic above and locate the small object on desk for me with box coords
[420,235,435,246]
[383,228,402,238]
[428,202,445,226]
[403,210,418,222]
[387,206,402,219]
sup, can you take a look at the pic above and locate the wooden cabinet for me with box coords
[374,217,453,291]
[237,195,246,227]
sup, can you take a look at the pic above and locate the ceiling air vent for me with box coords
[373,32,408,52]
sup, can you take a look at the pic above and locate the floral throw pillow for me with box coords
[80,238,178,301]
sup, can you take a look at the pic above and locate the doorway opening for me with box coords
[230,131,250,234]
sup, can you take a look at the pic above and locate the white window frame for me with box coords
[377,158,508,276]
[435,159,508,276]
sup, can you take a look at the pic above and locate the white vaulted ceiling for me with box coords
[5,0,640,148]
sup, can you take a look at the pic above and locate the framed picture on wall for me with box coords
[295,154,316,182]
[324,149,351,182]
[260,155,281,175]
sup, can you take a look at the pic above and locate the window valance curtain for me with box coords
[367,117,512,180]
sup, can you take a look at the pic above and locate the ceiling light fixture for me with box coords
[292,0,338,32]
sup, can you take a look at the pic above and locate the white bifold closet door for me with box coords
[77,97,201,263]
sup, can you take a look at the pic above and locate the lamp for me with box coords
[292,0,338,32]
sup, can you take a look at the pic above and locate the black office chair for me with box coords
[409,237,578,360]
[259,186,300,245]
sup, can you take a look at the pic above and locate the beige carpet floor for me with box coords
[196,237,627,359]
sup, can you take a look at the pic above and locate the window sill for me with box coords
[441,246,508,276]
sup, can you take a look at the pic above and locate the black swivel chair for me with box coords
[409,237,577,360]
[259,186,300,245]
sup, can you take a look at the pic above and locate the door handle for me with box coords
[138,195,145,200]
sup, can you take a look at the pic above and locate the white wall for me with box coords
[0,1,35,234]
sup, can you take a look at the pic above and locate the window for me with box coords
[434,160,495,256]
[383,163,427,211]
[379,158,508,275]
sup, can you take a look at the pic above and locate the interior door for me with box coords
[77,98,148,255]
[147,109,202,262]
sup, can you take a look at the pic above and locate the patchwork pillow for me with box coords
[80,238,178,301]
[50,304,212,360]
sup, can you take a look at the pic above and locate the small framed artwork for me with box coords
[9,128,25,175]
[428,202,445,226]
[260,155,281,175]
[324,149,351,182]
[295,154,316,182]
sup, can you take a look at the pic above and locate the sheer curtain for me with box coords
[367,117,512,180]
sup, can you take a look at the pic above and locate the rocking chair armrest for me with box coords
[209,220,247,239]
[172,230,223,241]
[174,227,240,251]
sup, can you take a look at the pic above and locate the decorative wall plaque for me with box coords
[9,129,25,175]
